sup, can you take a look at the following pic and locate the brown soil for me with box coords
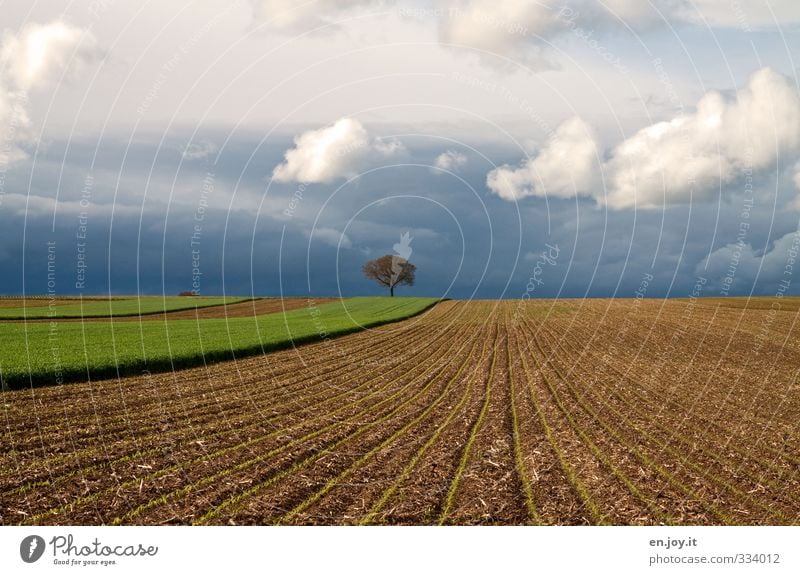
[1,299,798,526]
[0,296,133,308]
[117,297,339,321]
[0,299,55,308]
[0,298,338,322]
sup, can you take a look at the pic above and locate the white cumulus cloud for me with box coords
[0,21,99,166]
[485,68,800,210]
[434,150,468,172]
[181,139,218,160]
[437,0,697,68]
[603,67,800,209]
[272,117,404,183]
[0,21,99,91]
[439,0,564,69]
[486,116,599,201]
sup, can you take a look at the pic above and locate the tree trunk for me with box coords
[390,285,394,297]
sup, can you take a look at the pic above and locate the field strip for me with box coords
[279,308,496,524]
[359,343,485,525]
[561,311,798,435]
[507,326,605,524]
[0,310,447,463]
[110,309,470,525]
[517,318,673,524]
[544,317,800,480]
[436,322,499,525]
[0,302,460,460]
[275,328,487,525]
[612,306,800,426]
[0,298,339,323]
[564,311,800,432]
[0,297,440,389]
[0,297,254,320]
[191,320,476,525]
[0,312,444,472]
[3,300,797,526]
[0,320,445,499]
[436,308,538,525]
[505,320,542,524]
[533,320,732,523]
[359,319,492,525]
[14,307,464,524]
[525,320,733,524]
[551,318,800,494]
[538,324,798,523]
[358,307,501,525]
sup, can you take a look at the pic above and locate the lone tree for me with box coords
[362,254,416,297]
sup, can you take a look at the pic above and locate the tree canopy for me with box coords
[362,254,416,297]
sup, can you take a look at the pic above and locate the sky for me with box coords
[1,0,800,299]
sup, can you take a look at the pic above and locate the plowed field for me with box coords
[1,299,798,525]
[0,298,338,323]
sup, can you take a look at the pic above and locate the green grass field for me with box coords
[0,296,252,319]
[0,297,439,389]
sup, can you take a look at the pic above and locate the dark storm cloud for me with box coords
[2,129,799,299]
